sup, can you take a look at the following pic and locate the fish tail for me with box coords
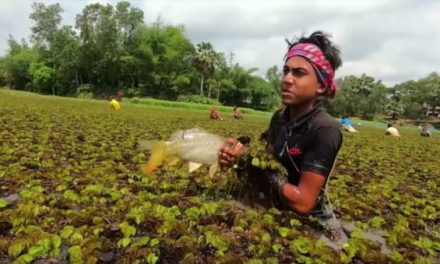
[144,141,167,173]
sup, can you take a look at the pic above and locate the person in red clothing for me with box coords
[115,91,124,102]
[210,106,222,120]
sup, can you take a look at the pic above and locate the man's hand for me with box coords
[218,138,243,167]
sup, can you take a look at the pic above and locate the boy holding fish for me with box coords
[144,31,344,233]
[220,31,343,220]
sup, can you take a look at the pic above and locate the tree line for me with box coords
[0,2,439,117]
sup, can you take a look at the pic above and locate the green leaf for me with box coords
[127,207,145,224]
[117,237,131,248]
[277,227,289,238]
[119,221,136,238]
[70,232,84,245]
[63,190,80,202]
[350,228,363,239]
[68,245,83,264]
[205,231,228,253]
[262,214,274,224]
[50,235,62,256]
[60,226,75,239]
[202,202,218,215]
[37,238,51,250]
[251,157,260,167]
[272,243,283,253]
[8,242,25,258]
[19,189,34,199]
[266,257,279,264]
[84,184,104,194]
[290,237,312,254]
[432,241,440,251]
[260,160,267,169]
[93,227,104,236]
[52,235,62,249]
[342,242,357,259]
[289,219,302,227]
[146,252,159,264]
[261,232,271,243]
[184,207,201,220]
[0,198,9,208]
[296,256,314,264]
[246,259,264,264]
[390,251,404,262]
[12,253,34,264]
[369,216,385,228]
[132,236,150,247]
[28,245,45,257]
[414,257,434,264]
[150,238,160,247]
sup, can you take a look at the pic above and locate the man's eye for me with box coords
[292,68,306,77]
[283,67,307,77]
[283,67,306,77]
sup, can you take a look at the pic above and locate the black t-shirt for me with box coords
[267,104,343,186]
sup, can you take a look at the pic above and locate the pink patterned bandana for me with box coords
[285,43,337,98]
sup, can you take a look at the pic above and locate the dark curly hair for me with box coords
[286,31,342,71]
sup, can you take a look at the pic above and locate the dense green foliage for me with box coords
[0,2,440,119]
[0,90,439,263]
[1,2,439,116]
[0,2,279,111]
[127,97,268,117]
[322,73,440,120]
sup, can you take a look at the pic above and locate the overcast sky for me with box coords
[1,0,439,86]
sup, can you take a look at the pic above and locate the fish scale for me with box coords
[142,128,227,174]
[177,134,225,165]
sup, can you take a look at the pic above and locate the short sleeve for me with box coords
[301,127,342,177]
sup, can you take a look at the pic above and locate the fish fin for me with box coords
[209,163,219,178]
[188,162,202,173]
[144,141,167,173]
[165,155,180,166]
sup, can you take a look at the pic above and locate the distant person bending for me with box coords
[420,124,432,137]
[116,91,124,102]
[219,31,343,219]
[233,106,242,119]
[210,106,222,120]
[109,96,121,110]
[341,116,357,133]
[385,123,401,137]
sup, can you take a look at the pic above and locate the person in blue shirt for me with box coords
[341,116,351,126]
[341,116,357,132]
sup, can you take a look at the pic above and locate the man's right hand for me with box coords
[218,138,243,167]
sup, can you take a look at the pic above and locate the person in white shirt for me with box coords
[385,123,400,137]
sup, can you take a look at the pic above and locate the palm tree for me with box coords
[192,42,219,96]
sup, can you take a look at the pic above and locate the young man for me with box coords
[219,31,343,217]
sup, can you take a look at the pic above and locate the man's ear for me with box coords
[316,83,326,96]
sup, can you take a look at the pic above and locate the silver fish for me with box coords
[141,128,226,176]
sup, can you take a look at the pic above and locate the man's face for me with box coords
[281,56,325,106]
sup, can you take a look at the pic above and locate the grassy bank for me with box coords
[127,97,270,117]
